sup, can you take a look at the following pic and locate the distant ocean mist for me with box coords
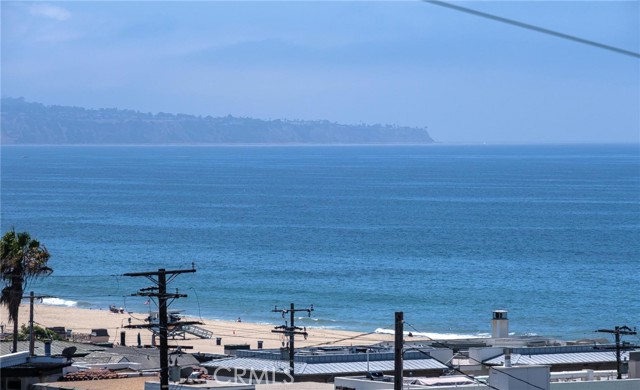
[1,144,638,341]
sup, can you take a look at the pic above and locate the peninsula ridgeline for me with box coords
[1,98,434,145]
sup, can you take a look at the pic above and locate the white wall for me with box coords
[628,351,640,379]
[333,376,640,390]
[430,348,454,364]
[144,380,255,390]
[490,366,550,390]
[551,379,640,390]
[469,347,503,363]
[334,377,434,390]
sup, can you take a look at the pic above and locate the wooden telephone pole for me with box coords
[271,303,314,380]
[394,311,403,390]
[596,325,637,379]
[124,267,196,390]
[25,291,52,356]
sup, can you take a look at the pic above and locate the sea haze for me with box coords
[1,144,638,340]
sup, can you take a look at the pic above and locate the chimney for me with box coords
[504,348,512,367]
[492,310,509,338]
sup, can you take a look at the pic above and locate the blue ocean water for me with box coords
[1,144,638,341]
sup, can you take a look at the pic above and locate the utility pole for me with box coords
[394,311,403,390]
[25,291,52,357]
[596,326,637,379]
[271,303,313,380]
[124,266,196,390]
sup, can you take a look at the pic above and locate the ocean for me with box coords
[1,144,638,342]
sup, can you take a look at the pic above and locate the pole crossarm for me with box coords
[272,304,314,318]
[131,292,188,299]
[22,294,53,300]
[596,326,637,335]
[123,268,196,278]
[272,328,308,337]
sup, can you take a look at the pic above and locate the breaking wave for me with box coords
[374,328,484,340]
[40,297,77,307]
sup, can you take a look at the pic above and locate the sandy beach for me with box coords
[6,303,395,354]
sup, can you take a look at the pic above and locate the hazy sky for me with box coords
[2,1,639,144]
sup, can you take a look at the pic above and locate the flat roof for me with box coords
[203,356,447,376]
[484,350,634,366]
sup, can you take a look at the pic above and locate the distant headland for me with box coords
[0,97,434,145]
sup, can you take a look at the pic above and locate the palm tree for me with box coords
[1,229,52,353]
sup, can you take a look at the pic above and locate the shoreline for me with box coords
[30,300,492,342]
[5,303,397,354]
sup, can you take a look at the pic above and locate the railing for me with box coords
[182,325,213,339]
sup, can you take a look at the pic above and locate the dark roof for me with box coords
[1,361,71,377]
[73,345,200,371]
[91,329,110,337]
[0,340,95,357]
[0,353,72,377]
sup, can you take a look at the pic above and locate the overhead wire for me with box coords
[424,0,640,58]
[187,288,203,321]
[28,274,123,278]
[293,325,394,350]
[405,346,501,390]
[28,314,169,374]
[404,321,548,390]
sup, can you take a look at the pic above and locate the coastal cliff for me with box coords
[1,98,434,145]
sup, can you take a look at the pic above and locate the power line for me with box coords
[407,346,501,390]
[404,321,547,390]
[298,329,384,349]
[32,274,128,278]
[424,0,640,58]
[400,321,499,389]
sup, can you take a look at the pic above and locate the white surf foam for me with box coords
[374,327,484,340]
[40,297,77,307]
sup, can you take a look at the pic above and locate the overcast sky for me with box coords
[2,1,638,144]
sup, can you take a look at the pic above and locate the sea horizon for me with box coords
[2,141,639,147]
